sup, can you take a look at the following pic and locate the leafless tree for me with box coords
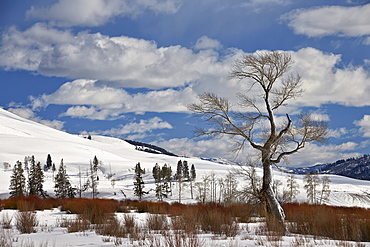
[284,174,299,203]
[304,171,320,204]
[319,175,331,204]
[188,51,329,223]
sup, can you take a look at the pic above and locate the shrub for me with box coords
[0,213,12,229]
[62,198,118,224]
[15,202,38,234]
[95,215,126,238]
[284,203,370,242]
[146,214,169,231]
[63,216,90,233]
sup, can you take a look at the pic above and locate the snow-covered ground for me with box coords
[2,108,370,246]
[1,107,370,207]
[1,207,370,247]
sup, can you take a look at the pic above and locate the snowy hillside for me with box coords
[1,108,370,208]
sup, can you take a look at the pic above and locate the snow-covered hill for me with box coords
[1,107,370,208]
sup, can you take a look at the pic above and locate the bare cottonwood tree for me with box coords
[188,51,328,223]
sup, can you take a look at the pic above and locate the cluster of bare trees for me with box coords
[193,168,330,207]
[304,172,331,204]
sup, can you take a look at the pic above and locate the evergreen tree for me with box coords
[133,162,145,200]
[176,160,183,203]
[93,156,99,172]
[152,163,161,183]
[182,160,190,181]
[54,159,76,198]
[46,154,52,170]
[189,164,196,199]
[190,164,196,181]
[152,163,163,200]
[162,164,172,196]
[9,161,26,198]
[175,160,183,181]
[28,156,46,197]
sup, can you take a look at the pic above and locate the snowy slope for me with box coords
[1,107,370,208]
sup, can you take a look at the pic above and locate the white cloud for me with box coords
[354,115,370,137]
[0,25,236,90]
[194,36,222,50]
[98,117,173,137]
[290,47,370,107]
[329,128,348,138]
[282,4,370,38]
[241,0,290,11]
[155,137,362,167]
[287,142,361,167]
[2,24,370,118]
[27,0,181,27]
[32,79,197,119]
[7,106,65,130]
[153,137,241,160]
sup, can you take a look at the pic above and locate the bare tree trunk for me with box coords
[261,154,285,224]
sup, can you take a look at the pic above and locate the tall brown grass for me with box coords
[15,201,38,234]
[284,203,370,242]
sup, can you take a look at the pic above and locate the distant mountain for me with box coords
[292,155,370,180]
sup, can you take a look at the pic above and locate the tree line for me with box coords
[8,154,100,199]
[7,154,330,206]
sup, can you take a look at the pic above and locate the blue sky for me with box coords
[0,0,370,167]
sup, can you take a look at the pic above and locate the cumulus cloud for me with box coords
[1,24,370,119]
[194,36,222,50]
[354,115,370,137]
[154,137,362,167]
[287,142,361,167]
[32,79,197,119]
[153,137,245,160]
[0,25,236,90]
[27,0,181,27]
[282,4,370,38]
[97,117,173,138]
[290,47,370,107]
[7,106,65,130]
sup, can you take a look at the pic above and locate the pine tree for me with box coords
[190,164,196,181]
[162,163,172,196]
[176,160,183,203]
[54,159,76,198]
[9,161,26,198]
[46,154,52,170]
[28,156,46,197]
[175,160,183,181]
[133,162,145,200]
[182,160,189,181]
[189,164,196,199]
[152,163,163,201]
[93,156,99,172]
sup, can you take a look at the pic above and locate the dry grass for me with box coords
[284,203,370,242]
[15,201,38,234]
[146,213,169,231]
[0,213,12,229]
